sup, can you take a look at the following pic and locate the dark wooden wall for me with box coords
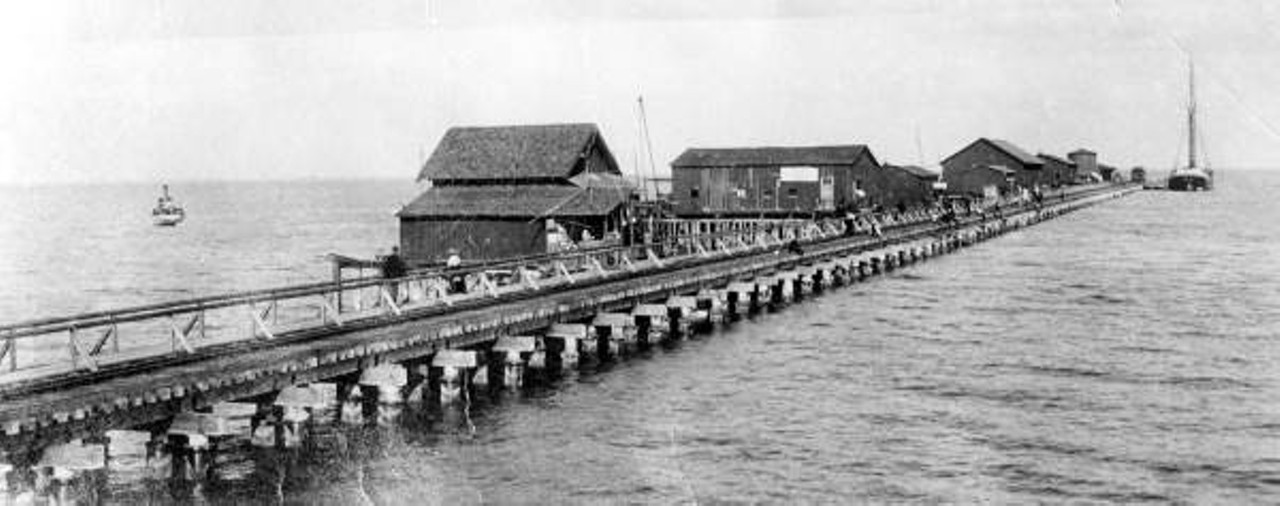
[943,142,1034,190]
[400,218,546,264]
[671,154,883,216]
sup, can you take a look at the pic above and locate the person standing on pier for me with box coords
[382,246,409,303]
[445,248,467,293]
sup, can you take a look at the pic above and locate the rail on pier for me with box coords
[0,184,1123,385]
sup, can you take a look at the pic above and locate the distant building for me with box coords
[669,145,881,216]
[1130,166,1147,184]
[1098,164,1118,182]
[1068,149,1099,182]
[398,123,634,264]
[941,138,1045,190]
[1036,153,1077,187]
[880,164,941,209]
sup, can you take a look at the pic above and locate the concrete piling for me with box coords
[631,304,670,346]
[727,282,755,317]
[35,440,107,492]
[665,296,698,335]
[431,350,478,404]
[593,313,637,358]
[359,364,409,405]
[545,323,587,370]
[697,289,726,324]
[489,336,536,388]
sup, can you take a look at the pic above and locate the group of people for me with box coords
[379,245,468,301]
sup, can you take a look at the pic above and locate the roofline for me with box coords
[1036,152,1078,166]
[670,144,877,168]
[940,138,1043,167]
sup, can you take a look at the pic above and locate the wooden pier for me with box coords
[0,184,1138,486]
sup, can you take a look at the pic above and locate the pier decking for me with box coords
[0,184,1137,471]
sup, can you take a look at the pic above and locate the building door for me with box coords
[819,175,835,211]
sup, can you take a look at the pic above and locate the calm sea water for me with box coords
[2,174,1279,503]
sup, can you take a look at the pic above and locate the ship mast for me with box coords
[1187,58,1197,169]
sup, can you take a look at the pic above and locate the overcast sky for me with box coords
[1,0,1278,185]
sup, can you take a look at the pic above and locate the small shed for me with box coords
[880,164,941,210]
[670,145,882,216]
[1130,167,1147,184]
[1098,164,1118,182]
[399,123,634,264]
[941,138,1045,189]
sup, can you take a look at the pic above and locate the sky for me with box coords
[1,0,1278,185]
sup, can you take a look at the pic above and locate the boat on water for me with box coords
[152,184,186,226]
[1168,59,1214,192]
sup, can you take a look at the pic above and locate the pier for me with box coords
[0,183,1137,492]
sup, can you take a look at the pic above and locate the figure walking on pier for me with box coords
[382,246,409,302]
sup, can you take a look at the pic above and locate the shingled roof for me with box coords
[671,145,875,168]
[416,123,620,182]
[1037,153,1077,166]
[942,138,1043,167]
[885,164,940,179]
[397,185,630,219]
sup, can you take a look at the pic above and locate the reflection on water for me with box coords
[3,175,1280,503]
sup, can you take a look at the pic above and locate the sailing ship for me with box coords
[152,184,186,226]
[1168,60,1214,192]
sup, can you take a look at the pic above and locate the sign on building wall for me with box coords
[779,166,820,182]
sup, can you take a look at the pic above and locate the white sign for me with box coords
[779,166,820,182]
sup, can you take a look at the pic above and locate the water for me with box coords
[3,174,1280,503]
[0,180,415,320]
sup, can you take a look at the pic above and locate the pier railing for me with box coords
[0,184,1118,383]
[0,216,882,381]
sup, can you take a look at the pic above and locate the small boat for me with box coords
[152,184,186,226]
[1168,59,1214,192]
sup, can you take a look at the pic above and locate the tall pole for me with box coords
[1188,58,1197,169]
[638,96,660,201]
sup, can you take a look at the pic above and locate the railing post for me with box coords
[556,261,575,284]
[646,248,664,267]
[1,330,14,372]
[379,287,403,316]
[478,272,499,298]
[588,256,607,277]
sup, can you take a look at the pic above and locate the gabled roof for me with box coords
[398,185,630,218]
[416,123,619,182]
[1037,153,1077,166]
[942,138,1043,167]
[884,164,940,179]
[671,145,876,168]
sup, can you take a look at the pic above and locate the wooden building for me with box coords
[1068,149,1098,182]
[941,163,1016,197]
[880,164,941,210]
[941,138,1045,189]
[1036,153,1077,187]
[669,145,882,216]
[398,123,634,264]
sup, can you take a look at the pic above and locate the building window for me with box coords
[690,187,700,199]
[788,188,798,197]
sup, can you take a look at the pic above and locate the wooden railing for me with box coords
[0,183,1126,381]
